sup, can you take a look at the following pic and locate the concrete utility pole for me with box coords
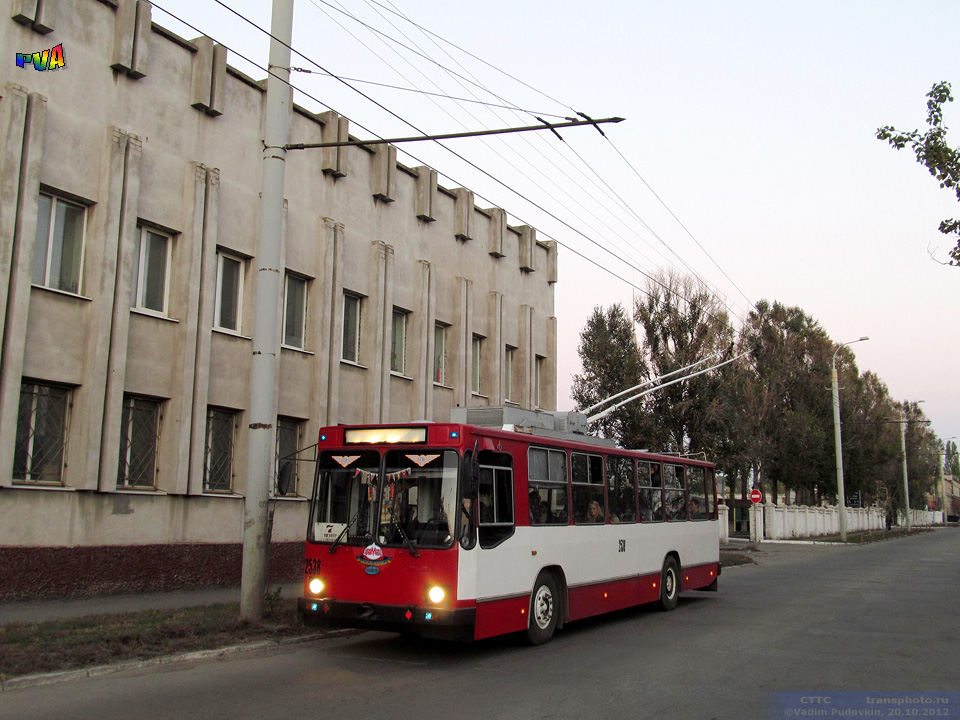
[240,0,294,623]
[900,414,911,533]
[831,336,868,543]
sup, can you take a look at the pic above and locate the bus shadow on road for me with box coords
[321,596,716,664]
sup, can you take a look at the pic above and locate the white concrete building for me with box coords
[0,0,556,596]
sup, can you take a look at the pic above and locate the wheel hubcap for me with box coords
[665,570,675,598]
[533,585,554,629]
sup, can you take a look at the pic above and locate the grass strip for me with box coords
[0,598,316,680]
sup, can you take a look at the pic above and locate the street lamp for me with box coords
[832,336,869,543]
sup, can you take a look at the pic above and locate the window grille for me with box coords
[204,407,237,492]
[14,382,70,484]
[118,396,161,489]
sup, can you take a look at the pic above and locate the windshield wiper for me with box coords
[329,504,365,554]
[385,495,420,558]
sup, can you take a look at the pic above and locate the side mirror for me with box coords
[277,462,296,496]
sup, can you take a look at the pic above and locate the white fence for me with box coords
[717,503,942,543]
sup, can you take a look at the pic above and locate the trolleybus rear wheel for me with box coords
[657,556,680,611]
[526,572,559,645]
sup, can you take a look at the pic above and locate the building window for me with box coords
[433,323,447,384]
[131,226,171,314]
[14,382,70,484]
[342,292,361,363]
[276,416,302,495]
[118,395,161,489]
[471,335,483,394]
[33,193,86,295]
[215,251,244,332]
[283,274,307,349]
[203,407,237,493]
[391,309,408,374]
[504,346,516,401]
[535,355,546,409]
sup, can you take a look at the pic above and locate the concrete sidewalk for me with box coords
[0,581,303,625]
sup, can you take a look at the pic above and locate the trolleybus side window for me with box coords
[528,447,568,525]
[706,468,717,518]
[607,455,636,524]
[477,451,514,548]
[313,450,380,544]
[664,463,686,521]
[638,461,663,522]
[686,466,707,520]
[572,452,605,524]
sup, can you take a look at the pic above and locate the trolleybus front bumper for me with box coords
[298,597,477,641]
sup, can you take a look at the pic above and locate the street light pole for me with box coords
[832,336,868,543]
[900,413,911,532]
[899,400,924,533]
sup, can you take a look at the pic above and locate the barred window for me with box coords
[275,416,302,495]
[118,396,161,489]
[14,382,70,484]
[204,407,237,493]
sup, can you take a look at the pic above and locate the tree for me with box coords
[839,371,900,507]
[945,440,960,477]
[738,301,835,505]
[632,270,736,455]
[877,81,960,265]
[571,304,645,444]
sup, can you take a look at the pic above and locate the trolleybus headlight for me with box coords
[427,586,446,604]
[308,578,324,595]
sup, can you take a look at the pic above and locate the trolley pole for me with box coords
[240,0,294,623]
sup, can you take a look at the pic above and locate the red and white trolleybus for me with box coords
[297,407,720,644]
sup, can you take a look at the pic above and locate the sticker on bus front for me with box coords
[320,523,346,542]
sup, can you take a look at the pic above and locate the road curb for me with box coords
[1,630,352,692]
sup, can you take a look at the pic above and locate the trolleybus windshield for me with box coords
[312,448,459,550]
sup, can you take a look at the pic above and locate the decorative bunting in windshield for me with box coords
[332,455,361,468]
[353,468,412,484]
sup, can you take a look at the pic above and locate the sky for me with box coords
[152,0,960,443]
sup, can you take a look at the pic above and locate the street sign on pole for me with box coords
[750,489,763,504]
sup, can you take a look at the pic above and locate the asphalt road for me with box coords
[3,530,958,720]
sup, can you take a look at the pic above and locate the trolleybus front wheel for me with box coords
[526,572,559,645]
[657,556,680,611]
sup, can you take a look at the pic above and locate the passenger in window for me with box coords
[553,496,568,524]
[529,490,543,524]
[586,498,605,523]
[479,494,493,523]
[539,501,551,523]
[688,497,704,519]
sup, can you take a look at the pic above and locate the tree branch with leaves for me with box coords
[877,81,960,265]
